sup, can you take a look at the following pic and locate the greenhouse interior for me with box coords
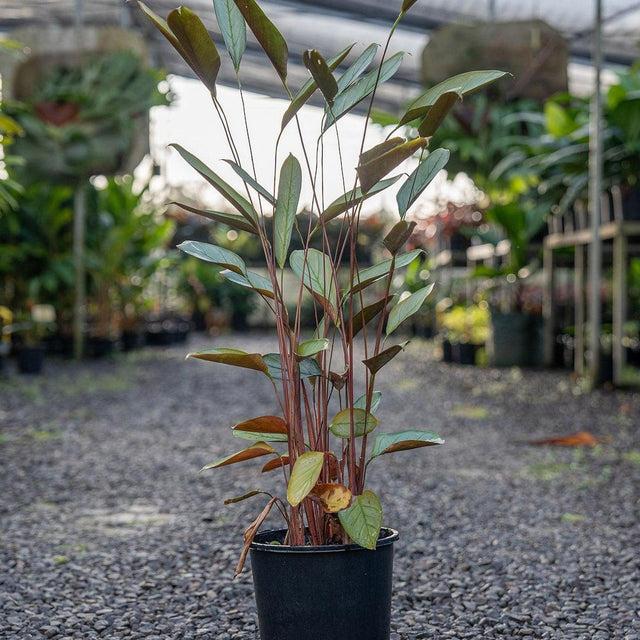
[1,1,640,639]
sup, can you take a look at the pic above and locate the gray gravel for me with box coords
[1,333,639,639]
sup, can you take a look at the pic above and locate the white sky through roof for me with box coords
[149,75,466,219]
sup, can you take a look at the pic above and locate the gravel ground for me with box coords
[1,333,639,640]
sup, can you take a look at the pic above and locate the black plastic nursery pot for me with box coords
[441,338,453,363]
[452,341,478,365]
[488,312,542,367]
[249,527,399,640]
[18,345,45,374]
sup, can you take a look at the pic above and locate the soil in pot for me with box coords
[249,528,399,640]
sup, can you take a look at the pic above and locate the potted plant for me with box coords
[440,303,490,364]
[405,94,548,366]
[469,199,547,367]
[137,1,506,638]
[488,62,640,222]
[84,175,173,354]
[15,303,55,374]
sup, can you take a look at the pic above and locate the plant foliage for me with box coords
[137,0,505,565]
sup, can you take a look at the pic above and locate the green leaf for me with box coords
[281,44,354,130]
[213,0,246,73]
[363,342,408,374]
[348,249,423,295]
[417,90,462,137]
[233,415,288,437]
[221,268,275,298]
[370,430,443,459]
[336,43,378,92]
[201,442,276,470]
[320,176,401,225]
[338,490,383,550]
[396,148,450,218]
[400,70,509,125]
[325,52,405,130]
[290,249,338,320]
[287,451,324,506]
[545,101,580,137]
[178,240,246,275]
[370,109,400,127]
[329,408,378,438]
[303,49,338,105]
[222,159,275,205]
[232,0,288,84]
[233,430,289,442]
[383,220,416,255]
[167,6,220,94]
[274,154,302,268]
[0,113,22,136]
[171,144,257,222]
[386,284,435,335]
[187,347,269,373]
[357,137,428,193]
[172,202,257,234]
[348,296,389,341]
[297,338,329,358]
[354,390,382,414]
[263,353,323,380]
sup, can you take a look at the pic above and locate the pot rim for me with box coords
[250,527,399,553]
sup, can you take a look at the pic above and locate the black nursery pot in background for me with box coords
[18,345,45,374]
[452,341,478,365]
[249,528,399,640]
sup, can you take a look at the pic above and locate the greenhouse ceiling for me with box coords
[2,0,639,110]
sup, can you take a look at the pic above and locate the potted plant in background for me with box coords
[15,303,55,374]
[137,0,506,638]
[503,64,640,221]
[1,46,172,358]
[440,303,490,364]
[85,175,174,354]
[470,199,547,367]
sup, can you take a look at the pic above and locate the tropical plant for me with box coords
[14,303,56,347]
[0,182,76,319]
[84,175,173,337]
[178,254,259,331]
[493,61,640,217]
[0,177,172,337]
[428,94,545,197]
[0,39,26,215]
[441,303,490,345]
[467,197,547,313]
[137,0,506,571]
